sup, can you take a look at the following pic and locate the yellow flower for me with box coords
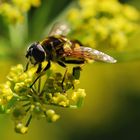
[0,3,23,24]
[30,0,41,7]
[51,93,69,107]
[123,22,138,35]
[81,7,96,19]
[0,62,86,133]
[94,22,109,41]
[0,0,41,24]
[67,8,81,25]
[12,0,41,12]
[71,88,86,108]
[0,81,14,105]
[98,0,122,15]
[123,4,140,21]
[15,123,28,134]
[14,82,27,93]
[67,0,139,50]
[7,64,25,82]
[12,0,31,12]
[7,64,36,84]
[46,109,60,122]
[110,32,127,50]
[82,35,96,47]
[79,0,97,9]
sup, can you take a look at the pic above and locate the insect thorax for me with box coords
[40,36,72,61]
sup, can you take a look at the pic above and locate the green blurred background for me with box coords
[0,0,140,139]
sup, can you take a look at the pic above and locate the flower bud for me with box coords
[15,123,28,134]
[46,109,60,122]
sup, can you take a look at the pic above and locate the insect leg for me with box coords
[24,61,30,72]
[36,63,42,73]
[30,63,42,88]
[57,61,67,92]
[30,74,42,88]
[63,59,85,89]
[30,62,51,88]
[43,61,51,71]
[71,66,82,89]
[63,59,85,79]
[57,60,67,68]
[72,66,82,80]
[61,68,68,93]
[63,59,85,64]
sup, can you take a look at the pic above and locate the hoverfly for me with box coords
[25,22,117,89]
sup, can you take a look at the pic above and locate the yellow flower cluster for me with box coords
[7,64,36,94]
[71,88,86,108]
[0,0,41,24]
[50,93,70,107]
[0,64,86,134]
[67,0,140,50]
[0,81,13,106]
[0,64,36,113]
[49,88,86,108]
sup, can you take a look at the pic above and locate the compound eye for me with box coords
[26,43,36,58]
[32,44,45,62]
[26,49,32,58]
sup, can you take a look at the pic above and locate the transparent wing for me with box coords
[66,46,117,63]
[80,47,117,63]
[48,22,70,36]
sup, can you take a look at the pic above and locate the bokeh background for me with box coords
[0,0,140,140]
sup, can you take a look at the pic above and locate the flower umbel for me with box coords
[67,0,140,50]
[0,0,41,24]
[0,64,86,134]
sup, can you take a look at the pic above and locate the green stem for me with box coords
[23,102,31,107]
[25,115,32,127]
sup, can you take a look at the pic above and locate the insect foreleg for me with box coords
[36,63,42,73]
[43,61,51,71]
[24,61,30,72]
[30,62,51,89]
[30,74,42,88]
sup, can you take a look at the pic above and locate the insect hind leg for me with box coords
[63,59,84,86]
[72,66,82,80]
[57,61,67,93]
[57,59,84,92]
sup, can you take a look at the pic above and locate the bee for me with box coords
[25,22,117,88]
